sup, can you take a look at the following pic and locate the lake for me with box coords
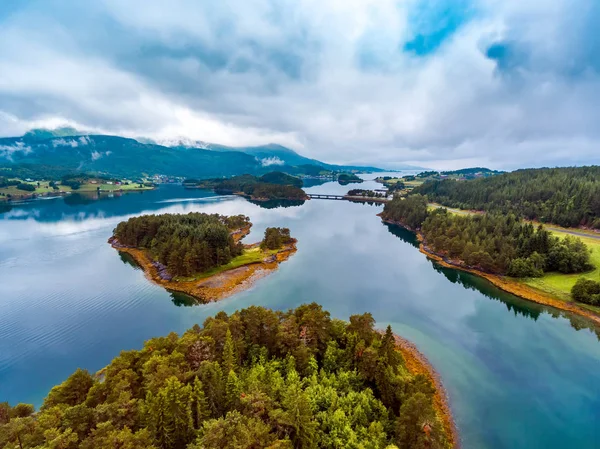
[1,177,599,449]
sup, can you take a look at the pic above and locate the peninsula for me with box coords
[109,212,296,303]
[380,194,600,326]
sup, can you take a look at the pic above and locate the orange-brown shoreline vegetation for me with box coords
[381,217,600,327]
[109,226,296,303]
[392,333,459,448]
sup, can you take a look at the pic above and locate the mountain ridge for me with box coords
[0,128,423,179]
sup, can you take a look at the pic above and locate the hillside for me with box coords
[0,129,388,180]
[413,166,600,229]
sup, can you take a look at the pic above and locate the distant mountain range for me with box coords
[0,128,422,179]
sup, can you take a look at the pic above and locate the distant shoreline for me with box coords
[1,186,154,203]
[381,217,600,326]
[109,228,296,303]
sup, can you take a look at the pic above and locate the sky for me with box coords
[0,0,599,170]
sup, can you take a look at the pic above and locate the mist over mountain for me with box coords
[0,128,422,179]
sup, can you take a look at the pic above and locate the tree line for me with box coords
[196,172,308,200]
[113,213,250,277]
[0,304,450,449]
[412,166,600,229]
[381,196,592,277]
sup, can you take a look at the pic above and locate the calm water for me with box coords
[1,178,600,449]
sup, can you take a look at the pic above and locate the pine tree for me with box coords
[222,329,236,374]
[191,377,209,429]
[225,370,242,411]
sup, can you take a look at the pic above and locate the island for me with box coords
[379,194,600,325]
[109,212,297,303]
[0,304,457,449]
[337,172,363,185]
[186,171,309,201]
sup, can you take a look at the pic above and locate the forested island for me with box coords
[186,172,308,201]
[109,213,296,302]
[337,173,363,185]
[413,166,600,229]
[380,195,600,324]
[0,304,455,449]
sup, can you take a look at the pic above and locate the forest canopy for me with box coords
[381,197,592,277]
[112,213,250,277]
[196,173,307,200]
[0,304,451,449]
[412,166,600,229]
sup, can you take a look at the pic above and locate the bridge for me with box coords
[308,193,390,203]
[307,194,345,200]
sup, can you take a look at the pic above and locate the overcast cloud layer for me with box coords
[0,0,599,169]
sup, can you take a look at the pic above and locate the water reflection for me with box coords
[386,220,600,339]
[248,199,306,209]
[0,203,11,214]
[170,292,199,307]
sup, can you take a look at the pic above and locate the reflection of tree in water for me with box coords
[118,252,142,269]
[301,178,329,188]
[347,200,385,208]
[431,262,541,321]
[431,260,600,339]
[0,203,12,214]
[170,291,204,307]
[248,199,305,209]
[384,219,600,338]
[384,223,419,248]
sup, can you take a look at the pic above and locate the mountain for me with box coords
[0,129,389,179]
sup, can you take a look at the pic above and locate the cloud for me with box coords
[0,0,598,169]
[0,141,31,160]
[259,156,285,167]
[52,138,79,148]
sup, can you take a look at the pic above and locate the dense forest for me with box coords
[197,173,307,200]
[0,304,450,449]
[259,172,303,188]
[113,213,250,277]
[337,174,363,185]
[413,166,600,229]
[381,197,592,277]
[379,195,429,230]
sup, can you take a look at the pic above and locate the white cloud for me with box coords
[259,156,285,167]
[52,138,79,148]
[0,142,32,160]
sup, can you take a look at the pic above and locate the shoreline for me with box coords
[109,229,296,303]
[1,186,155,203]
[392,333,459,448]
[382,217,600,326]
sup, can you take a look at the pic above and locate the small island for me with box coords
[186,171,308,201]
[109,212,296,302]
[337,172,363,185]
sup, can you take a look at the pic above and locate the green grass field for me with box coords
[522,232,600,313]
[176,246,279,281]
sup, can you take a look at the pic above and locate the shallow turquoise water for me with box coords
[1,180,599,448]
